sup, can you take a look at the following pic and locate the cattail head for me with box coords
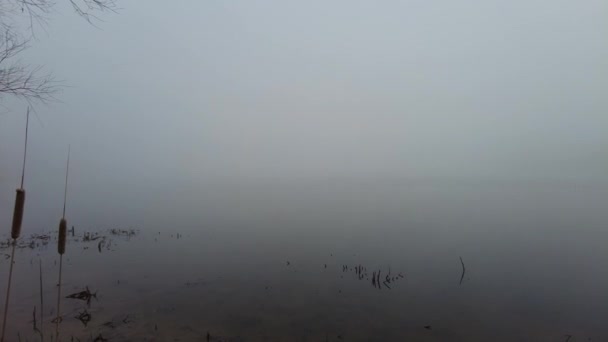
[58,218,67,255]
[11,188,26,239]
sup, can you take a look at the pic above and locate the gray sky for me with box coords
[1,0,607,226]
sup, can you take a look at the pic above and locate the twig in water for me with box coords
[459,256,466,285]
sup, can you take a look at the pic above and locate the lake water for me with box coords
[1,180,607,341]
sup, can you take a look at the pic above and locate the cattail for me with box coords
[58,218,67,255]
[2,108,29,342]
[55,146,70,340]
[57,146,70,255]
[11,189,26,239]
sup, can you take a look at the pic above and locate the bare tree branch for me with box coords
[0,64,59,104]
[68,0,118,23]
[0,28,58,103]
[0,0,117,104]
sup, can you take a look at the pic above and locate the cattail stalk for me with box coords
[55,146,70,341]
[1,108,30,342]
[11,107,29,239]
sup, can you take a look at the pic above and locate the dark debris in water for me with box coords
[66,286,97,304]
[185,279,208,287]
[83,232,104,242]
[340,263,405,290]
[1,227,139,254]
[76,309,92,327]
[99,315,132,331]
[102,320,116,329]
[109,228,138,237]
[0,234,51,250]
[93,333,108,342]
[97,238,114,253]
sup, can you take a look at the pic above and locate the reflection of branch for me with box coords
[459,256,466,285]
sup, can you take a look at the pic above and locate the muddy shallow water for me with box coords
[1,181,607,341]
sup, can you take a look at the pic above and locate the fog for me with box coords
[1,0,607,229]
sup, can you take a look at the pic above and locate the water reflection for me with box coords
[1,182,607,341]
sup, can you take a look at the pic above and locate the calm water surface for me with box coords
[1,181,607,341]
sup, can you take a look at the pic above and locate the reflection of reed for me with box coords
[1,242,17,342]
[1,109,30,342]
[55,245,64,340]
[38,260,44,342]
